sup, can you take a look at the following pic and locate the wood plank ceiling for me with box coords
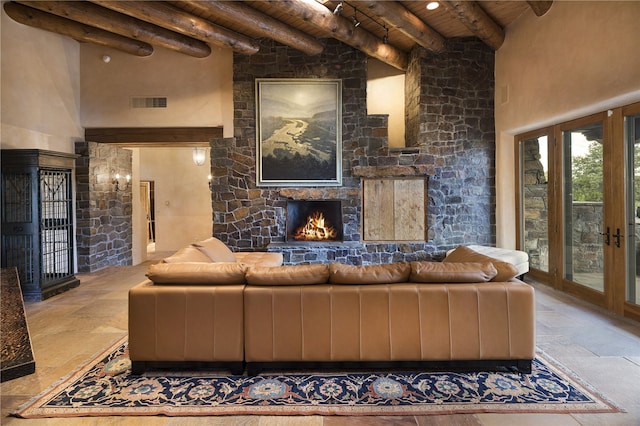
[4,1,553,71]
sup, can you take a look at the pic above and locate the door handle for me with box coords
[613,228,624,248]
[600,227,610,246]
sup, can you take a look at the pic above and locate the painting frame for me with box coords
[255,78,342,187]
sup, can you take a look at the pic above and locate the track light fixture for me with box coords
[339,1,389,44]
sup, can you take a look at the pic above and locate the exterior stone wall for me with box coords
[570,202,604,274]
[522,139,549,271]
[75,142,132,272]
[212,38,495,265]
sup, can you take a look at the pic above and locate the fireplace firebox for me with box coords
[286,200,343,242]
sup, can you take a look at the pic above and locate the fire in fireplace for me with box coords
[286,200,343,242]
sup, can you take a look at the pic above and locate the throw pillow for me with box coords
[443,245,519,281]
[329,262,411,284]
[162,246,212,263]
[410,261,497,283]
[245,264,329,285]
[191,237,237,262]
[146,262,246,285]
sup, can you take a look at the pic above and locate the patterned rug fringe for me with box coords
[11,335,621,418]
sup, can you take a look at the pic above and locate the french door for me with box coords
[517,102,640,321]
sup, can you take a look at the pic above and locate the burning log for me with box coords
[294,211,337,241]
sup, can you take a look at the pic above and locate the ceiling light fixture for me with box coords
[352,8,360,27]
[426,2,440,11]
[333,2,343,15]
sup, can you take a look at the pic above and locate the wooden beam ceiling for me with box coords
[16,0,211,58]
[355,1,445,53]
[273,0,408,71]
[3,2,153,56]
[440,1,505,50]
[176,0,324,56]
[92,1,260,54]
[4,1,553,68]
[527,1,554,17]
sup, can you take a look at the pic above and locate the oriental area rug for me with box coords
[12,335,620,418]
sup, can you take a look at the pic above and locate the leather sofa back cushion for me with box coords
[410,261,497,283]
[444,245,519,281]
[329,262,411,284]
[191,237,237,262]
[146,262,246,284]
[162,246,213,263]
[246,264,329,285]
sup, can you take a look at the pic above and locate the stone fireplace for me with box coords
[286,200,343,243]
[211,37,496,265]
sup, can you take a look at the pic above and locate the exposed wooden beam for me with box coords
[176,0,324,56]
[3,2,153,56]
[355,1,445,53]
[92,1,259,55]
[440,1,505,50]
[275,0,408,71]
[16,1,211,58]
[85,127,223,147]
[527,1,553,17]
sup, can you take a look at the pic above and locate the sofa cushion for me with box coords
[162,246,213,263]
[410,261,497,283]
[146,262,246,285]
[329,262,411,284]
[443,245,519,281]
[192,237,237,262]
[246,264,329,285]
[235,252,284,267]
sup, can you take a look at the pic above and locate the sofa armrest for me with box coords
[128,280,245,362]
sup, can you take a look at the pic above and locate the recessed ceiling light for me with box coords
[426,2,440,11]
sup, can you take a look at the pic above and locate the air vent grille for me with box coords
[131,97,167,108]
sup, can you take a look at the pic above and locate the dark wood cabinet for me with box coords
[1,150,79,301]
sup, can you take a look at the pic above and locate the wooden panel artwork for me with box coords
[363,178,427,241]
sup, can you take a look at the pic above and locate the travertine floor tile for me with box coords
[2,267,639,425]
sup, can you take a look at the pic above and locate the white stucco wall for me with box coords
[1,8,83,152]
[367,59,405,148]
[80,43,233,136]
[139,148,213,252]
[495,1,640,248]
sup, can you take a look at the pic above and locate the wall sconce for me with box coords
[208,174,213,191]
[193,147,207,166]
[113,173,131,192]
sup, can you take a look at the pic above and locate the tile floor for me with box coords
[2,253,640,425]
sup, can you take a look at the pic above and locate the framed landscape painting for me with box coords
[255,78,342,186]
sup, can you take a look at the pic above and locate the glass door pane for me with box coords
[626,114,640,305]
[563,122,604,292]
[521,135,549,272]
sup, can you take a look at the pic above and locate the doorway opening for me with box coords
[140,180,155,255]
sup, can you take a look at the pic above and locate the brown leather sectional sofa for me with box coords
[128,241,535,375]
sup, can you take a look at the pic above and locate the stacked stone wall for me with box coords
[212,38,496,264]
[75,142,132,272]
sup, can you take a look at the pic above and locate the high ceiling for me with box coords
[4,1,552,71]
